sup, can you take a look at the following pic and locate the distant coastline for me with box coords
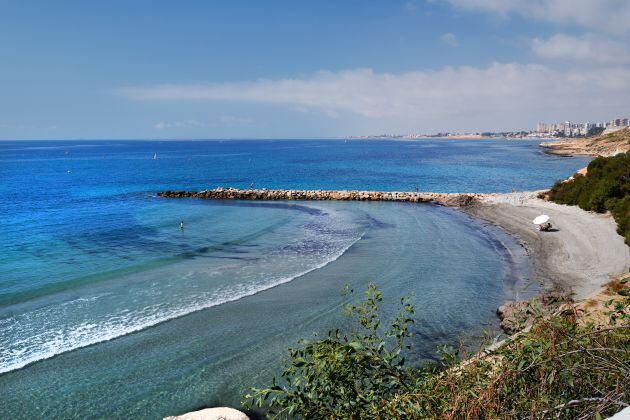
[348,133,534,140]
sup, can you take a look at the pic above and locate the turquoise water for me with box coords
[0,139,589,418]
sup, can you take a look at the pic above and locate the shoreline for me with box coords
[160,187,629,301]
[466,192,629,300]
[160,189,628,418]
[162,188,629,419]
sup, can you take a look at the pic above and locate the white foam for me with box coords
[0,224,363,374]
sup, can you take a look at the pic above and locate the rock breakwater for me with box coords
[158,188,483,207]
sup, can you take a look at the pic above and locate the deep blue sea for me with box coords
[0,139,589,418]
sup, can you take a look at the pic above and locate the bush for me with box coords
[244,284,417,418]
[244,285,629,419]
[588,126,605,136]
[548,153,630,245]
[384,299,629,418]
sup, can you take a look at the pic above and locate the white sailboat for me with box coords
[152,153,157,160]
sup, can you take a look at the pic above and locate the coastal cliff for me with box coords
[158,188,480,207]
[540,127,630,157]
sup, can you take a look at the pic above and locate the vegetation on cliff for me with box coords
[548,152,630,245]
[245,284,629,419]
[245,284,418,418]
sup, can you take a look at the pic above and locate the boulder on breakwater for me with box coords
[157,187,481,207]
[164,407,248,420]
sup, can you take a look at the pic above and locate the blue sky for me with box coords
[1,0,629,139]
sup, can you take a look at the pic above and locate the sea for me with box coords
[0,139,590,418]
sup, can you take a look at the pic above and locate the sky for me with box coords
[0,0,629,139]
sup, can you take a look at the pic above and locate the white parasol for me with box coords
[532,214,550,225]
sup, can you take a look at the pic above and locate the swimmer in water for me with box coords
[180,221,184,231]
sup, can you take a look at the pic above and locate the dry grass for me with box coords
[606,277,629,294]
[247,283,629,419]
[376,285,629,419]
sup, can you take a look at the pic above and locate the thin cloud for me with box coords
[154,116,253,130]
[440,32,459,47]
[532,33,630,63]
[154,119,206,130]
[404,1,419,12]
[218,115,254,126]
[121,63,630,132]
[442,0,630,34]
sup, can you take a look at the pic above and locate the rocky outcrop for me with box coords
[540,128,630,157]
[497,293,569,335]
[496,301,535,335]
[158,188,482,207]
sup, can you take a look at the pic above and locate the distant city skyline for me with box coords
[536,116,630,137]
[351,113,629,140]
[1,0,630,140]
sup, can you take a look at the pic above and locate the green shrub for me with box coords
[244,284,417,418]
[610,196,630,244]
[244,286,629,419]
[380,302,629,419]
[548,152,630,245]
[588,126,606,136]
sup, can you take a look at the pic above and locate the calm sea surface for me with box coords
[0,139,589,418]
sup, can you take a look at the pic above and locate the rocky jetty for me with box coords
[157,188,481,207]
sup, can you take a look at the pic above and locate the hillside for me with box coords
[245,282,629,419]
[540,127,630,157]
[547,152,630,245]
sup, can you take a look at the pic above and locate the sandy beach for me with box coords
[467,192,630,300]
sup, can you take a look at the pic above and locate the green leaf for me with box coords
[349,341,364,351]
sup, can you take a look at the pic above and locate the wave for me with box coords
[0,231,363,375]
[0,216,292,307]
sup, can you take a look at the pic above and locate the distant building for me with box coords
[536,115,628,137]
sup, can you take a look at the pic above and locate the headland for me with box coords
[540,127,630,157]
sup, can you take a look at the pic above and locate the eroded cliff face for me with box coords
[540,128,630,157]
